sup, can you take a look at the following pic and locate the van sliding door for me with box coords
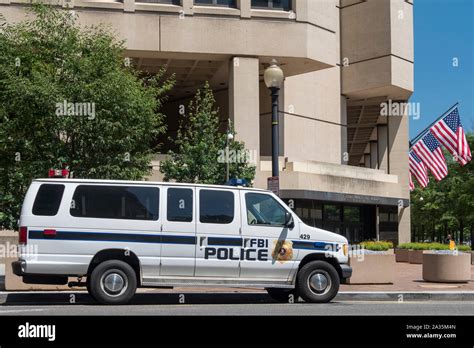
[160,186,196,276]
[195,188,241,278]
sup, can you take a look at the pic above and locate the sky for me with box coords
[409,0,474,140]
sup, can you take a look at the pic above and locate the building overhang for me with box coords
[280,189,409,208]
[255,160,410,203]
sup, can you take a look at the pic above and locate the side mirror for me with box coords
[284,212,295,229]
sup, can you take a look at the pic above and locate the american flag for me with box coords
[412,132,448,181]
[431,107,472,166]
[409,151,429,188]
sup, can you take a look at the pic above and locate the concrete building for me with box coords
[1,0,414,244]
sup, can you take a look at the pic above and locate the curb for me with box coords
[335,291,474,301]
[1,290,474,305]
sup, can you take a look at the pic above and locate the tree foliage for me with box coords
[410,133,474,243]
[160,82,256,185]
[0,4,174,229]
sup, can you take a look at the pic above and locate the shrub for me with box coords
[397,242,471,251]
[359,240,394,251]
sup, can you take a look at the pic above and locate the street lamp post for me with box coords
[264,59,284,178]
[226,119,234,183]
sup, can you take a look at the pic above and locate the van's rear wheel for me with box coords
[296,261,339,303]
[266,288,298,303]
[89,260,137,305]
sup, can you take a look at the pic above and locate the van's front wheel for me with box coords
[296,261,339,303]
[89,260,137,305]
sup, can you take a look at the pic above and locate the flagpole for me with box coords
[409,102,459,149]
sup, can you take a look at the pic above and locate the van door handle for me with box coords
[199,237,206,247]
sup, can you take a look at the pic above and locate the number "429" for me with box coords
[300,234,310,240]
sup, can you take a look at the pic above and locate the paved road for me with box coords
[0,292,473,315]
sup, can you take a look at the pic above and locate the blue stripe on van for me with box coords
[28,230,338,250]
[28,230,196,245]
[207,237,243,246]
[292,241,337,250]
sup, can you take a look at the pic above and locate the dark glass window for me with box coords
[324,205,341,222]
[32,184,65,216]
[195,0,236,7]
[379,206,398,231]
[245,193,287,226]
[199,190,234,224]
[251,0,291,10]
[136,0,180,4]
[167,188,193,222]
[70,185,159,221]
[344,206,361,223]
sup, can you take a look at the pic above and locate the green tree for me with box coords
[0,4,174,229]
[160,82,256,185]
[410,133,474,244]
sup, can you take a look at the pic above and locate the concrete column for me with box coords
[239,0,251,18]
[340,96,348,164]
[182,0,193,15]
[377,124,389,173]
[124,0,135,12]
[370,141,378,169]
[388,114,410,244]
[229,56,260,168]
[364,154,371,168]
[294,0,307,22]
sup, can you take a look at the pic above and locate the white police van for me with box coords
[13,179,351,305]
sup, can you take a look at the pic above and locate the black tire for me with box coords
[89,260,137,305]
[296,261,340,303]
[86,279,95,301]
[266,288,299,303]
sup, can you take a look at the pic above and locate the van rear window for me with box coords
[32,184,65,216]
[70,185,159,221]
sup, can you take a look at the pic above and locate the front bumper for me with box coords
[340,264,352,279]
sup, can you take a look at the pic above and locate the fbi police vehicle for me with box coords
[12,179,352,305]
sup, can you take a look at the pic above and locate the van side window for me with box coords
[70,185,159,221]
[245,193,286,226]
[32,184,65,216]
[199,190,234,224]
[167,188,193,222]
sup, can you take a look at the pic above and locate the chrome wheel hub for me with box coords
[309,273,328,291]
[101,271,128,297]
[309,271,330,294]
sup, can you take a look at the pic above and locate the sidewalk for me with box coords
[340,262,474,292]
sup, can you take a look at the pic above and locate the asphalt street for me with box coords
[0,292,473,316]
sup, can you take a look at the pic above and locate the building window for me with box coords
[251,0,291,11]
[199,190,235,224]
[283,198,377,243]
[70,185,159,221]
[195,0,237,7]
[136,0,180,4]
